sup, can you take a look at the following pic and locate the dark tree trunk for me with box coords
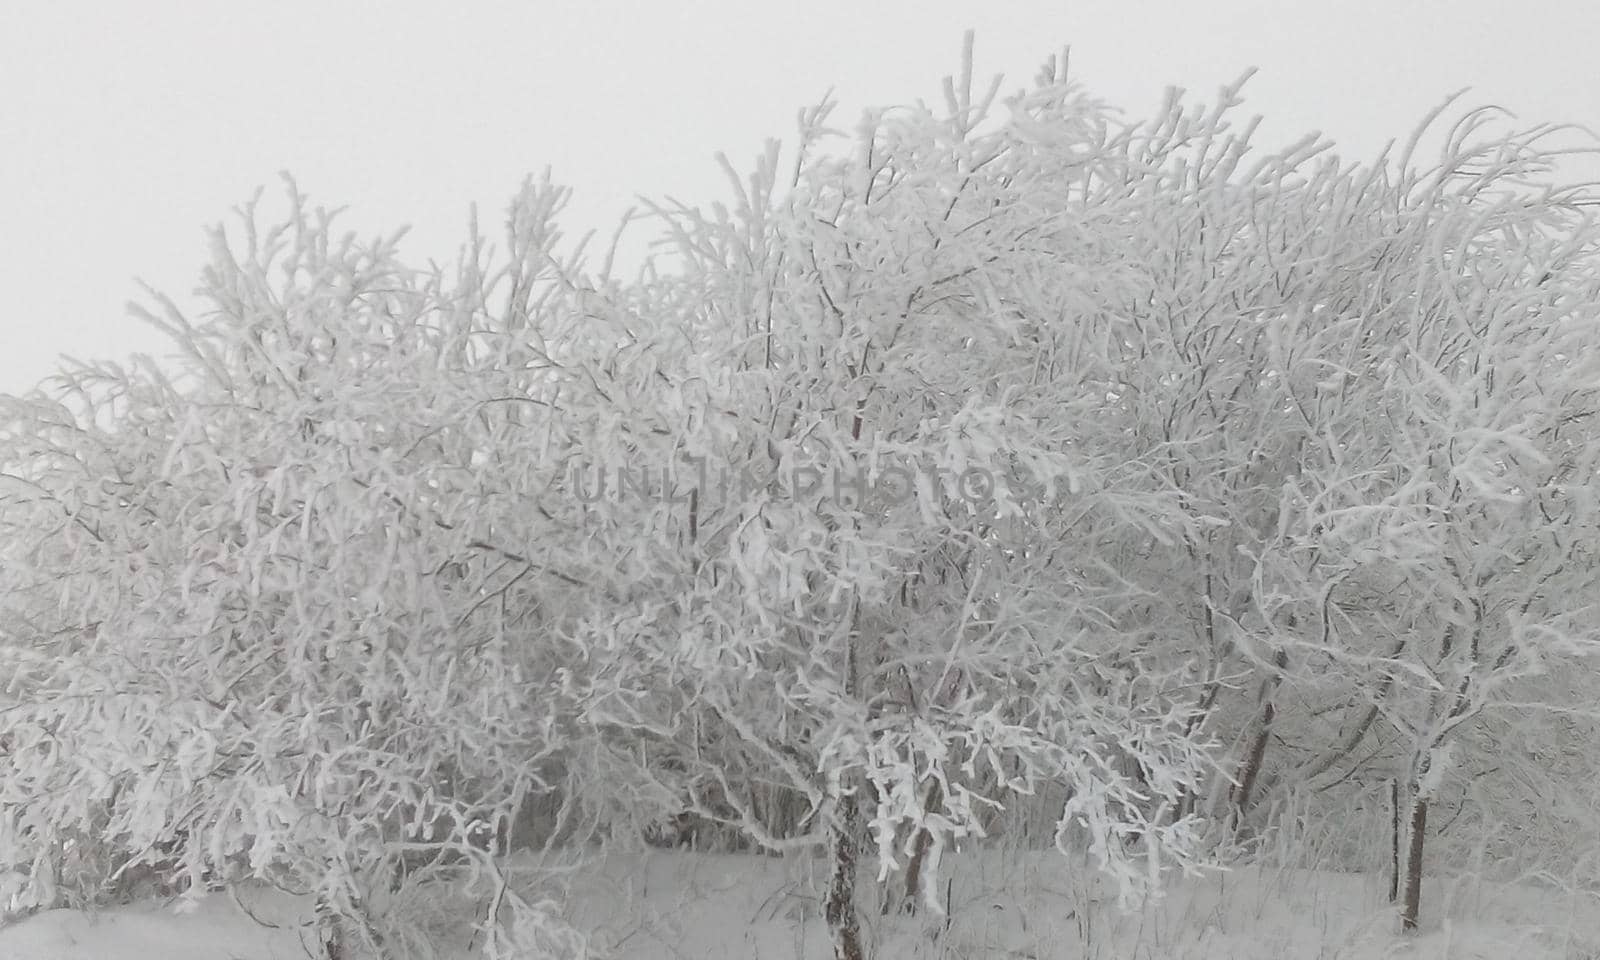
[1387,778,1400,903]
[1232,647,1289,833]
[894,778,943,916]
[1176,677,1222,822]
[825,790,864,960]
[1401,793,1429,932]
[1176,584,1225,822]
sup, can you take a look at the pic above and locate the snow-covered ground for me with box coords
[4,851,1597,959]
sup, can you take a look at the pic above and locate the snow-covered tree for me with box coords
[3,35,1597,958]
[1205,106,1600,928]
[0,179,610,956]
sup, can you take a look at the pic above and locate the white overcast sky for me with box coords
[3,0,1597,395]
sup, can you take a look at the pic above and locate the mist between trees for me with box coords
[3,34,1600,960]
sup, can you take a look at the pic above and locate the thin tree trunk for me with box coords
[826,593,865,960]
[825,790,864,960]
[1232,647,1289,833]
[1176,675,1222,822]
[1401,793,1428,932]
[1387,778,1400,903]
[897,778,943,915]
[1232,713,1273,836]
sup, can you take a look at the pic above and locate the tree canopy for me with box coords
[4,40,1599,957]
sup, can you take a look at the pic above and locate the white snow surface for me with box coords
[2,851,1596,960]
